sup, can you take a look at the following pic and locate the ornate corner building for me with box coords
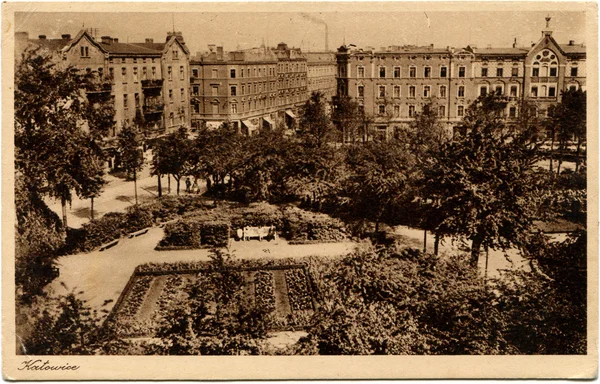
[335,17,586,139]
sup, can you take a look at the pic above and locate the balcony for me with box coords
[143,103,165,115]
[141,79,164,89]
[86,81,112,94]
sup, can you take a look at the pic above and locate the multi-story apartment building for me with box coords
[305,51,337,100]
[336,18,586,140]
[190,42,310,132]
[16,29,191,138]
[273,43,308,129]
[190,45,279,134]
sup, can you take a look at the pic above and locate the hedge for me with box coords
[282,207,347,242]
[64,206,153,254]
[158,219,229,249]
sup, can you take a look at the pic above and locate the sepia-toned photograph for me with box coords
[2,1,597,380]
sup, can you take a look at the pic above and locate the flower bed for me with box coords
[116,275,154,320]
[285,268,313,311]
[254,271,275,312]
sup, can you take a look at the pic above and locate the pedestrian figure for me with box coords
[185,177,191,193]
[192,180,199,194]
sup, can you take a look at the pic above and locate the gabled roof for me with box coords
[560,43,586,55]
[99,41,162,55]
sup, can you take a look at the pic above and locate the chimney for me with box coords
[113,38,119,43]
[208,44,216,52]
[513,38,517,48]
[217,46,224,60]
[569,40,575,46]
[61,34,71,40]
[101,36,112,44]
[38,35,46,40]
[145,38,154,44]
[430,43,434,49]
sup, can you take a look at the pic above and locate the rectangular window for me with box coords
[409,105,415,117]
[423,86,430,97]
[457,105,464,117]
[548,87,556,97]
[509,106,517,117]
[440,66,447,78]
[133,67,138,82]
[409,67,416,78]
[109,67,114,81]
[532,67,539,77]
[180,66,184,80]
[531,86,538,97]
[409,86,416,98]
[123,94,128,109]
[510,85,518,97]
[231,103,237,113]
[231,86,237,96]
[569,85,577,92]
[378,104,386,115]
[168,66,172,81]
[358,66,365,78]
[481,68,488,77]
[230,69,236,78]
[169,89,173,102]
[550,67,557,77]
[438,105,445,117]
[458,66,466,78]
[212,86,218,96]
[193,104,200,113]
[379,67,386,78]
[394,67,401,78]
[497,68,503,77]
[121,67,127,81]
[358,85,364,97]
[152,67,156,79]
[394,105,400,116]
[80,46,89,57]
[424,67,431,78]
[181,88,185,100]
[458,86,465,97]
[192,68,198,77]
[480,86,487,96]
[571,67,578,77]
[173,49,179,59]
[495,86,503,95]
[439,85,447,98]
[379,85,385,98]
[393,86,400,98]
[212,69,218,78]
[512,67,519,77]
[193,86,199,95]
[142,67,147,79]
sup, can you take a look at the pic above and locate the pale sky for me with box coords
[14,7,586,54]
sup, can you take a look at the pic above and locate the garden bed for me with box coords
[110,260,317,338]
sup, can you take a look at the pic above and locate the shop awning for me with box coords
[242,120,258,134]
[263,116,275,128]
[285,110,296,119]
[205,121,222,129]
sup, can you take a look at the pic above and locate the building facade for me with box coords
[17,29,191,139]
[335,19,586,139]
[305,51,337,100]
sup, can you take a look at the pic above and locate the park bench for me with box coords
[128,228,149,238]
[99,239,119,251]
[240,226,277,241]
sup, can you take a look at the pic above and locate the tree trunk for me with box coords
[133,168,138,205]
[575,140,582,172]
[423,229,427,253]
[470,235,483,269]
[90,197,94,221]
[206,177,212,192]
[61,196,68,228]
[157,172,162,198]
[176,178,180,196]
[434,233,440,256]
[168,175,171,194]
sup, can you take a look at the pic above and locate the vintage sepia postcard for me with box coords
[2,1,598,380]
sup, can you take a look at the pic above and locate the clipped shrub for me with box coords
[231,202,284,229]
[199,221,230,247]
[160,220,202,248]
[282,207,347,243]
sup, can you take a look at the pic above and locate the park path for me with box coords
[47,227,355,314]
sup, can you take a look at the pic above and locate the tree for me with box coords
[117,125,144,205]
[299,91,338,148]
[159,127,191,196]
[15,50,110,227]
[547,89,586,173]
[400,102,449,162]
[332,95,372,144]
[423,94,544,268]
